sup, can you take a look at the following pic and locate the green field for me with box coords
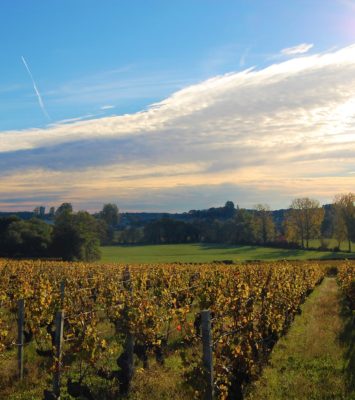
[100,243,354,264]
[307,238,355,251]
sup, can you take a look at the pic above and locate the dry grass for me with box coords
[128,353,194,400]
[0,345,49,400]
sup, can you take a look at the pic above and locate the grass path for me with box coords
[246,277,354,400]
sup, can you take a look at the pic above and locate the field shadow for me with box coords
[198,243,355,261]
[339,300,355,394]
[198,243,307,259]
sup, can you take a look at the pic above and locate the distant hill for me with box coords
[0,211,35,220]
[1,202,334,233]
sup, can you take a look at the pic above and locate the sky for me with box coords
[1,0,355,212]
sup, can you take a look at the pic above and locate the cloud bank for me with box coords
[1,45,355,211]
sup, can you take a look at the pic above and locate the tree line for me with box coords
[118,194,355,252]
[0,203,119,261]
[0,193,354,261]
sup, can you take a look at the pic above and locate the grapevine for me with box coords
[0,259,349,399]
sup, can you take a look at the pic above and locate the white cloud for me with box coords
[1,44,355,210]
[100,105,115,110]
[281,43,314,55]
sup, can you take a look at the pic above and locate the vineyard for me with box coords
[0,259,354,400]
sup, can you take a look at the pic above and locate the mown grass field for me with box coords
[246,277,355,400]
[100,243,355,264]
[307,239,355,251]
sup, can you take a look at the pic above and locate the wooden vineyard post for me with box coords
[60,280,65,308]
[53,310,64,398]
[17,299,25,380]
[201,310,214,400]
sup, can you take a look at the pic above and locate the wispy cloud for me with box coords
[21,56,51,120]
[281,43,314,55]
[201,43,252,75]
[1,45,355,211]
[43,66,196,108]
[0,83,24,95]
[239,47,251,67]
[48,114,97,127]
[100,105,115,110]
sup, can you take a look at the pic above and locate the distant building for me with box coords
[33,206,46,217]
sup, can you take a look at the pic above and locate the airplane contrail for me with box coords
[21,56,51,120]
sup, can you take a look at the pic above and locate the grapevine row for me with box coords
[0,259,346,399]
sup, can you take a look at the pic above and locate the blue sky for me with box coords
[1,1,355,211]
[1,0,354,130]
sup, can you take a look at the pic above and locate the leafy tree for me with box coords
[285,198,324,248]
[195,219,221,243]
[51,210,101,261]
[96,218,111,245]
[219,219,238,244]
[252,204,275,244]
[143,220,162,244]
[232,208,255,244]
[100,204,119,226]
[4,218,52,257]
[334,193,355,252]
[51,210,78,260]
[0,216,20,255]
[333,215,347,249]
[224,201,236,218]
[74,211,102,261]
[55,202,73,216]
[118,227,144,244]
[143,218,199,244]
[188,201,236,220]
[99,203,120,244]
[190,208,254,245]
